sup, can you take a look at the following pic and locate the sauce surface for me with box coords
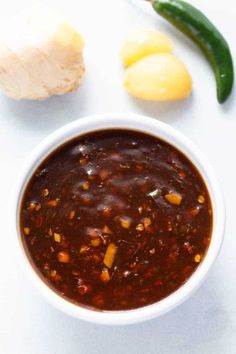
[20,130,212,310]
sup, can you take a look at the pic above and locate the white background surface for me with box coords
[0,0,235,353]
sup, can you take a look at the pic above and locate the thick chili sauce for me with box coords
[20,130,212,311]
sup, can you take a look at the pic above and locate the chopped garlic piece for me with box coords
[120,216,132,229]
[198,195,205,204]
[54,232,61,243]
[165,192,182,206]
[24,227,30,235]
[100,268,111,283]
[103,243,118,268]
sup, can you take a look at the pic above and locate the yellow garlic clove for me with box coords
[121,29,173,67]
[123,53,192,101]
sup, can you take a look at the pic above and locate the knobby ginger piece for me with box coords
[0,4,85,100]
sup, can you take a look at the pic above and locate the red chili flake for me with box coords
[129,262,137,269]
[141,288,150,293]
[140,185,148,193]
[82,194,91,205]
[136,164,144,171]
[78,284,92,296]
[61,238,69,249]
[61,284,69,294]
[171,272,179,281]
[144,271,153,279]
[103,207,112,217]
[35,215,43,227]
[154,279,163,287]
[179,170,186,178]
[182,265,193,278]
[92,294,105,307]
[146,226,154,234]
[99,169,110,180]
[189,206,201,216]
[183,241,193,254]
[203,237,210,246]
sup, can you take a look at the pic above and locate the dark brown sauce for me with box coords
[20,129,212,310]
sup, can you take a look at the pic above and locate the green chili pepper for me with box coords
[146,0,234,103]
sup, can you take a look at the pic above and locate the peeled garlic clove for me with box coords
[0,4,85,100]
[123,53,192,101]
[121,29,173,67]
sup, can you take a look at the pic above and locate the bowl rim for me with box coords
[11,112,225,325]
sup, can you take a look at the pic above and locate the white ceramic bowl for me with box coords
[12,113,225,325]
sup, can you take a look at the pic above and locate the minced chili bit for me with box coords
[20,130,212,310]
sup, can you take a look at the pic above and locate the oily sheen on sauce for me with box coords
[20,130,212,311]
